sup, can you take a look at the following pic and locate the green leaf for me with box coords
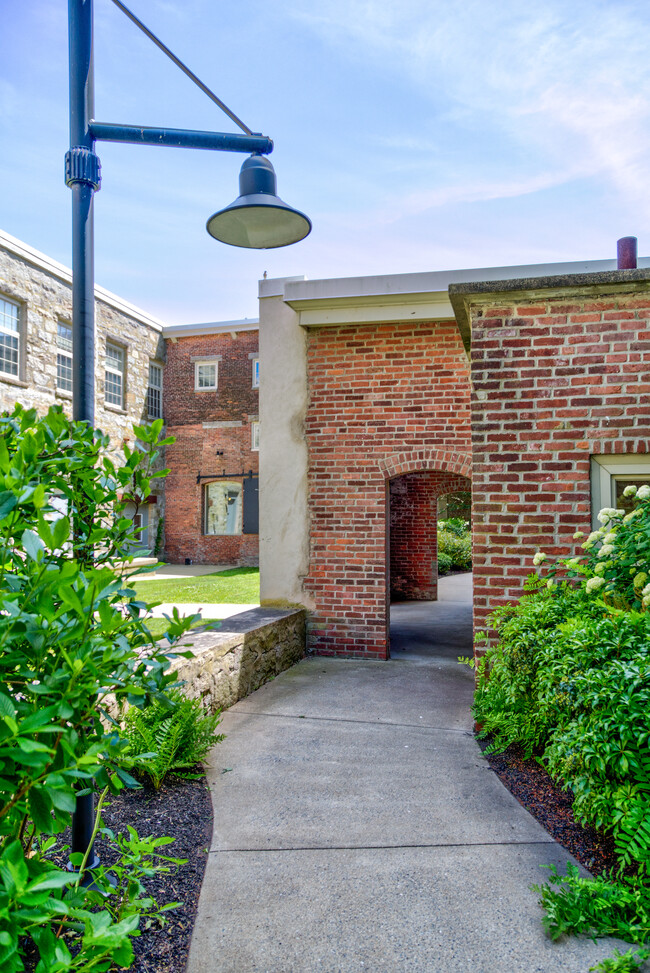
[0,491,17,520]
[22,528,45,562]
[28,787,53,833]
[0,693,16,719]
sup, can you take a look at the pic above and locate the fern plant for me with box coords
[122,689,225,790]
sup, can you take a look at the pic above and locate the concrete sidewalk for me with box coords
[188,574,639,973]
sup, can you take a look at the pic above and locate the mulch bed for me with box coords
[479,738,620,876]
[99,775,214,973]
[22,774,213,973]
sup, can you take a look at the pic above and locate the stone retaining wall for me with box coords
[170,607,305,713]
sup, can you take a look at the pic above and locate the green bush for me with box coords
[0,404,200,971]
[122,689,225,790]
[437,518,472,574]
[473,486,650,965]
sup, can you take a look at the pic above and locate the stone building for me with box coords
[162,320,260,566]
[0,229,166,551]
[258,256,650,659]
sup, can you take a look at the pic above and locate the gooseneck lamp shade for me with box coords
[207,154,312,249]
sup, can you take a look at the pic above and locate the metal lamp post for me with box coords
[66,0,310,879]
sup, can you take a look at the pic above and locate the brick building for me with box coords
[162,320,260,565]
[0,229,166,551]
[259,258,650,659]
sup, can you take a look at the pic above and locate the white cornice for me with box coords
[163,318,259,339]
[0,229,166,332]
[268,257,650,328]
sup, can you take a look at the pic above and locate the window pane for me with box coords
[252,358,260,387]
[0,299,19,333]
[196,363,216,388]
[147,362,162,417]
[57,353,73,392]
[106,343,124,371]
[57,322,73,351]
[0,333,19,376]
[105,343,124,406]
[204,481,242,535]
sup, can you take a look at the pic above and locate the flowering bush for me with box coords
[474,485,650,860]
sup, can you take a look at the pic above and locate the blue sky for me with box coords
[3,0,650,324]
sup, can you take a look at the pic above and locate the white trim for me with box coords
[164,318,259,339]
[252,356,260,388]
[194,359,218,390]
[261,257,650,328]
[590,454,650,529]
[0,229,166,332]
[251,420,259,451]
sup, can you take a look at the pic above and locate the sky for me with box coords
[3,0,650,325]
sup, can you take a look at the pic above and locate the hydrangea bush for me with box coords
[472,484,650,966]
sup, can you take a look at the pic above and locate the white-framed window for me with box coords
[591,454,650,528]
[204,481,242,535]
[0,297,20,378]
[251,420,259,451]
[195,360,218,390]
[56,322,73,393]
[252,356,260,388]
[147,362,163,419]
[105,342,125,408]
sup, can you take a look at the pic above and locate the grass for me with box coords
[129,566,260,606]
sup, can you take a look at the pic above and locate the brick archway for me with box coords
[380,447,472,481]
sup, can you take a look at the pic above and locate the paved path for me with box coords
[188,574,638,973]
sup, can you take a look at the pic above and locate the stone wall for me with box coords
[170,608,305,712]
[163,329,259,565]
[390,471,471,601]
[451,271,650,650]
[305,319,472,658]
[0,230,167,551]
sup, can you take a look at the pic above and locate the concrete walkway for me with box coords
[188,574,638,973]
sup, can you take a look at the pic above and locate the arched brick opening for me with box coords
[389,471,472,602]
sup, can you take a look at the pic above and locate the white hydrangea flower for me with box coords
[638,485,650,500]
[597,508,618,524]
[547,579,555,590]
[573,531,585,540]
[532,552,547,566]
[597,544,615,558]
[634,572,648,588]
[643,594,650,608]
[624,510,641,523]
[642,582,650,597]
[586,576,606,593]
[623,485,638,497]
[603,531,618,544]
[594,563,606,576]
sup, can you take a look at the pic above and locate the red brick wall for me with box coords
[163,331,259,565]
[470,289,650,648]
[305,320,472,658]
[390,472,470,601]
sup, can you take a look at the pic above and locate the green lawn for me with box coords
[144,617,216,640]
[130,566,260,606]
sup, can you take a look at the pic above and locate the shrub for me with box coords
[122,689,225,790]
[437,518,472,574]
[0,404,200,970]
[473,486,650,966]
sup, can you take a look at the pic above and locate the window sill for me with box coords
[194,387,218,393]
[55,389,73,400]
[0,373,28,388]
[104,402,127,415]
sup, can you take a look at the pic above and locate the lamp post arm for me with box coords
[88,122,273,155]
[109,0,253,136]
